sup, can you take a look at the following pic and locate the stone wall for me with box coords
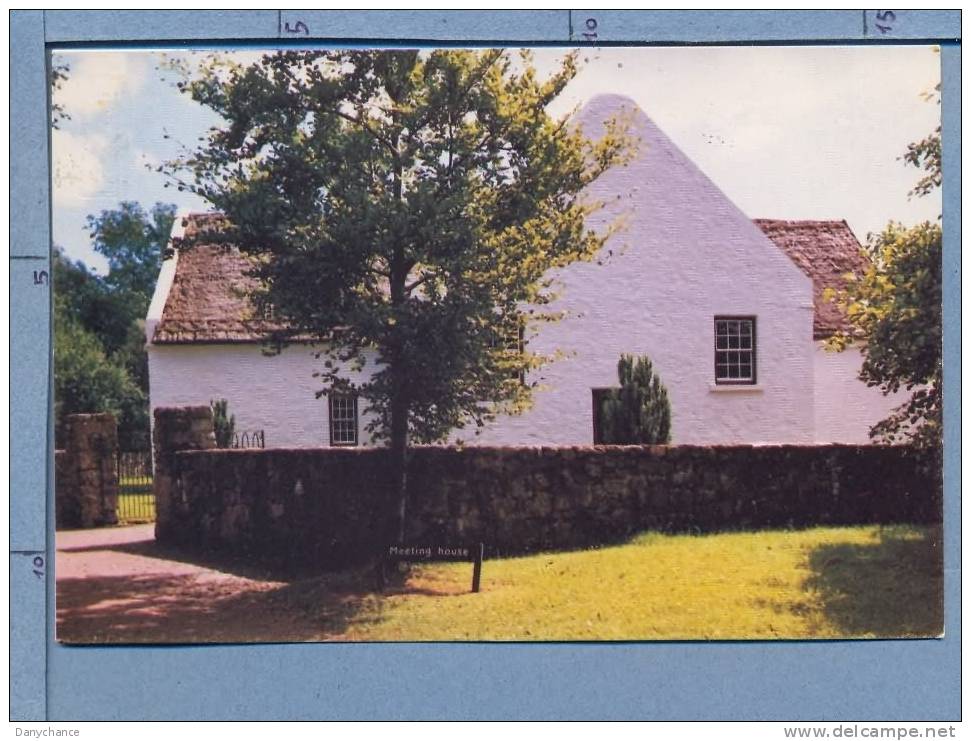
[153,405,216,543]
[55,413,119,528]
[168,443,942,571]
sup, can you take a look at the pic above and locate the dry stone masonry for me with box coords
[159,420,942,572]
[54,413,119,528]
[153,405,216,543]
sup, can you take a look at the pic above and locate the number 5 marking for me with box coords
[284,21,309,35]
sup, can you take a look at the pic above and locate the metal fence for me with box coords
[232,430,265,449]
[116,450,154,523]
[113,431,263,523]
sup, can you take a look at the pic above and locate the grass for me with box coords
[305,524,942,641]
[116,487,155,524]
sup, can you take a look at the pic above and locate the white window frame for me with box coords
[328,393,359,446]
[714,317,757,385]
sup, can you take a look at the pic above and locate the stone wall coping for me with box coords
[173,442,921,459]
[154,405,214,416]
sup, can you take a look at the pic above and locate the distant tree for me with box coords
[86,201,177,317]
[168,49,632,540]
[53,249,132,355]
[827,84,942,447]
[597,354,672,445]
[54,312,144,448]
[211,399,236,448]
[53,201,175,450]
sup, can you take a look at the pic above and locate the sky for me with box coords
[51,45,941,275]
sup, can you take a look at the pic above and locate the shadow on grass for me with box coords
[804,525,943,638]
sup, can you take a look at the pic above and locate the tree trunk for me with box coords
[388,128,409,544]
[389,383,409,544]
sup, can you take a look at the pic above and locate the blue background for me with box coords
[9,10,961,721]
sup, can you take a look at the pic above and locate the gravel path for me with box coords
[56,525,347,644]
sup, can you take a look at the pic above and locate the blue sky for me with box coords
[51,45,941,275]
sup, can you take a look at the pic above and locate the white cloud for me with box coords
[52,52,147,119]
[51,130,107,207]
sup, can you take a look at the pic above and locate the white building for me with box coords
[145,95,905,448]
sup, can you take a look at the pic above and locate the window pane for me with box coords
[714,318,756,384]
[330,394,358,445]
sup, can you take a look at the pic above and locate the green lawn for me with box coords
[305,525,942,641]
[116,485,155,523]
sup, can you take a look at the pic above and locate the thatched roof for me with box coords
[152,214,284,344]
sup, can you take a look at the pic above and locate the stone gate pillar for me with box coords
[59,413,119,528]
[154,406,215,543]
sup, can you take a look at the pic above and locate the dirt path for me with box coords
[56,525,357,644]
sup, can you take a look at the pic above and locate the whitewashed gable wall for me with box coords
[464,95,817,445]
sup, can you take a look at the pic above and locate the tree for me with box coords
[53,249,133,355]
[168,50,632,540]
[53,201,175,449]
[598,354,672,445]
[828,222,941,446]
[827,87,942,447]
[53,308,144,449]
[211,399,236,448]
[87,201,177,318]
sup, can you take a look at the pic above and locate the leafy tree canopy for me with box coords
[53,249,132,356]
[53,202,175,450]
[54,307,145,448]
[169,49,632,445]
[86,201,177,317]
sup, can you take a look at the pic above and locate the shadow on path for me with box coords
[55,526,406,644]
[55,569,405,644]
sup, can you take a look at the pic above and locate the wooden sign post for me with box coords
[384,542,485,593]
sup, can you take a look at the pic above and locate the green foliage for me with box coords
[825,83,941,447]
[210,399,236,448]
[598,354,672,444]
[54,310,144,449]
[826,222,942,446]
[53,201,175,450]
[167,49,633,446]
[53,249,133,355]
[87,201,177,318]
[902,83,941,200]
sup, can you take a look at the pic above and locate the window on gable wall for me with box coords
[329,393,359,446]
[494,320,526,386]
[714,317,757,384]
